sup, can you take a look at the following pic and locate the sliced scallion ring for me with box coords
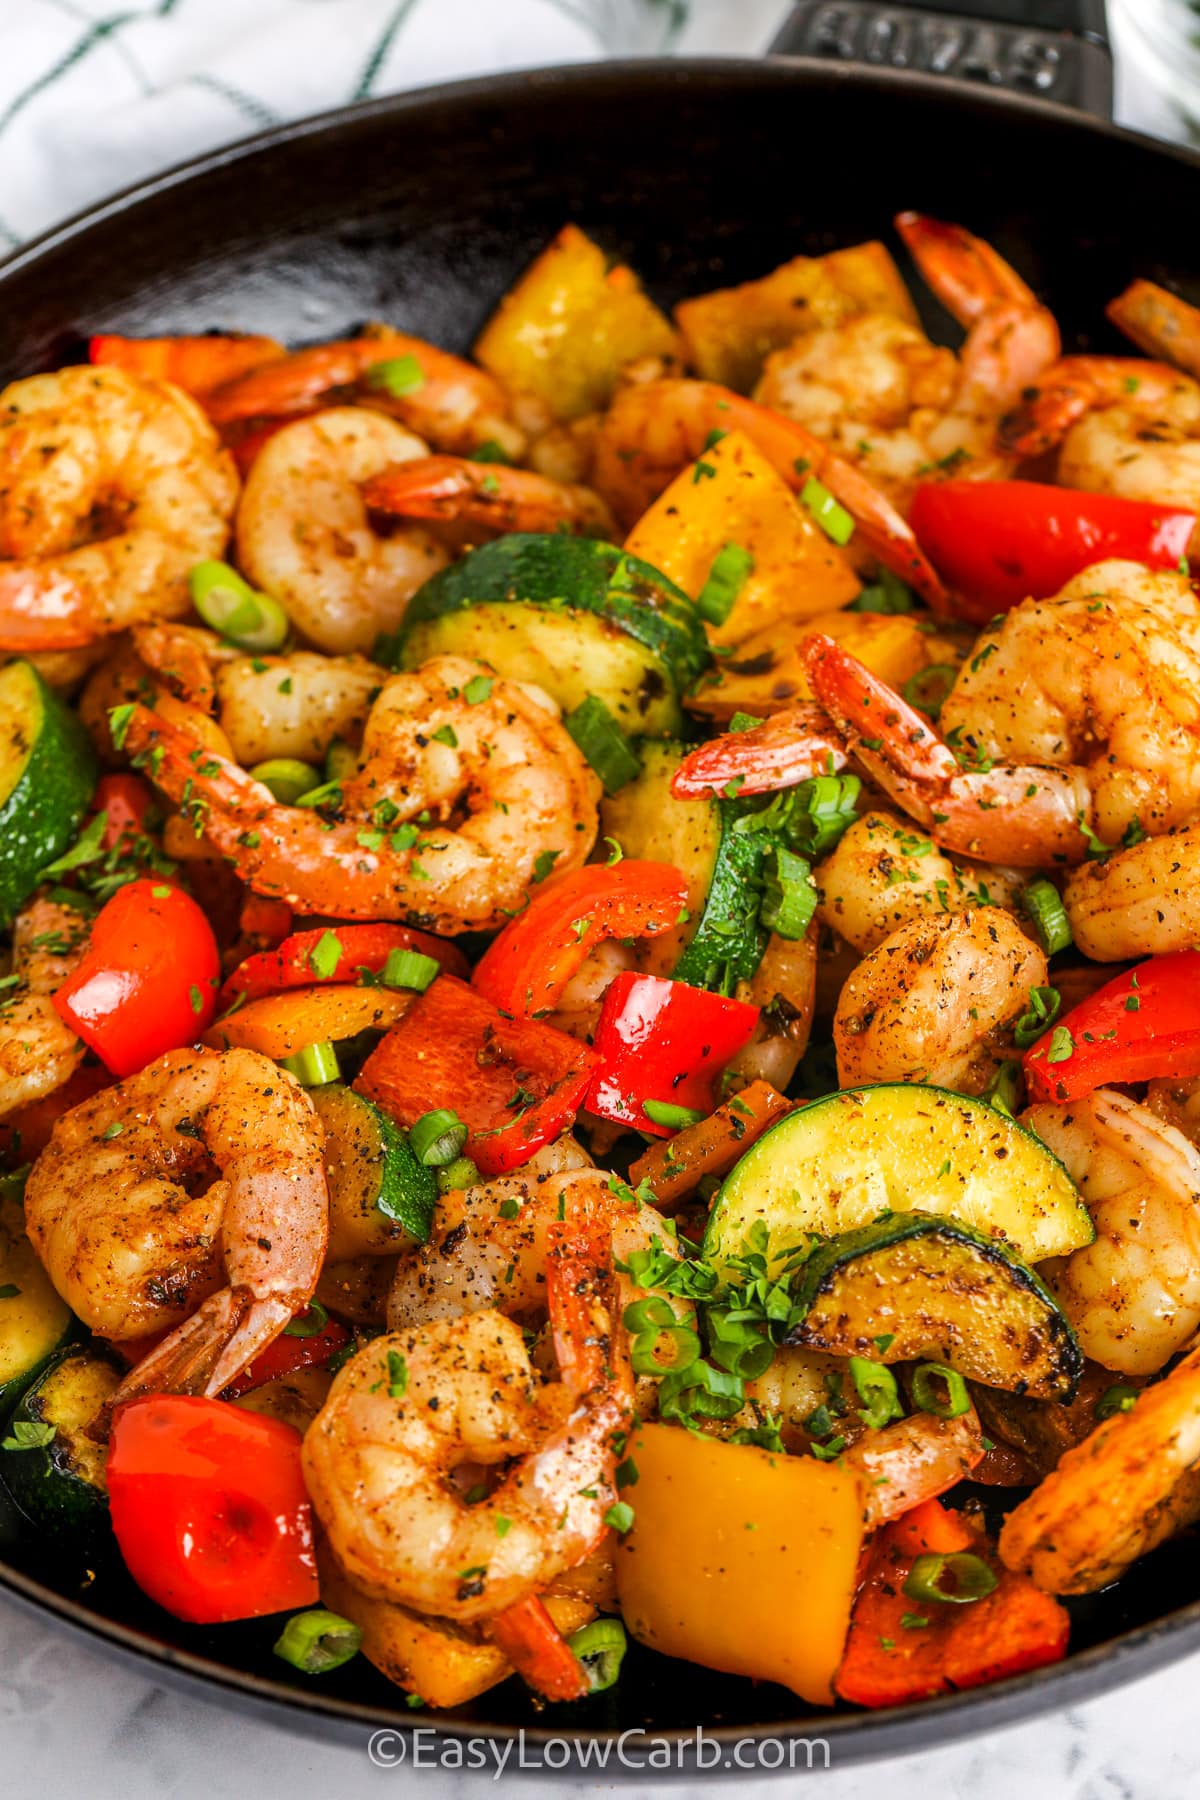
[273,1608,363,1674]
[280,1040,340,1087]
[903,1551,998,1606]
[1021,879,1074,955]
[249,758,323,805]
[800,476,854,547]
[630,1322,702,1378]
[379,947,440,992]
[1096,1381,1139,1420]
[409,1108,468,1167]
[283,1299,329,1339]
[567,1618,628,1693]
[190,560,289,651]
[642,1098,706,1132]
[849,1355,904,1431]
[911,1361,971,1420]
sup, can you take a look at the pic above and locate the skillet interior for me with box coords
[2,56,1200,1767]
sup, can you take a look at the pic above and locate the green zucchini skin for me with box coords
[0,660,98,927]
[704,1082,1094,1275]
[2,1345,121,1533]
[312,1082,435,1254]
[670,797,768,994]
[0,1177,75,1421]
[788,1212,1083,1401]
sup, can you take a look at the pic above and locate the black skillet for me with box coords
[2,0,1200,1771]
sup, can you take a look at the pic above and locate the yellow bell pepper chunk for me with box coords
[623,431,860,648]
[616,1423,866,1704]
[688,608,956,724]
[675,241,919,393]
[203,985,412,1059]
[474,224,679,422]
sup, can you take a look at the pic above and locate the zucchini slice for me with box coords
[789,1213,1083,1401]
[0,660,98,927]
[599,740,767,991]
[704,1083,1093,1276]
[2,1345,121,1532]
[391,535,709,736]
[312,1083,435,1256]
[0,1175,74,1419]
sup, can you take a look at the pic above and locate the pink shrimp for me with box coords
[362,455,616,537]
[671,704,849,800]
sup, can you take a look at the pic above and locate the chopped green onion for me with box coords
[436,1155,480,1194]
[903,1551,998,1606]
[567,1618,628,1693]
[380,948,440,991]
[911,1361,971,1420]
[273,1608,363,1674]
[642,1098,706,1131]
[760,844,817,940]
[250,758,323,805]
[983,1059,1024,1120]
[324,738,360,783]
[409,1108,468,1167]
[706,1306,775,1380]
[307,928,343,980]
[849,568,917,614]
[365,354,426,397]
[1021,879,1073,955]
[1013,984,1061,1051]
[1096,1382,1138,1420]
[283,1299,330,1339]
[623,1296,677,1334]
[471,439,511,465]
[658,1356,744,1424]
[604,1500,635,1535]
[190,560,289,651]
[563,695,642,795]
[629,1313,702,1377]
[902,664,958,721]
[280,1040,340,1087]
[800,477,854,547]
[696,541,754,626]
[293,778,343,812]
[849,1356,904,1431]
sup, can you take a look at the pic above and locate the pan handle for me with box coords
[768,0,1112,118]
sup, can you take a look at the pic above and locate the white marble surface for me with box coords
[5,5,1200,1796]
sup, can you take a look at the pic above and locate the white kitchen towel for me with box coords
[0,0,788,251]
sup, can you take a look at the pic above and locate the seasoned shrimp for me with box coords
[815,808,1022,955]
[1000,356,1200,549]
[361,456,615,538]
[24,1045,328,1396]
[1063,820,1200,962]
[304,1202,633,1621]
[1145,1075,1200,1148]
[0,895,88,1118]
[591,377,948,607]
[999,1338,1200,1593]
[1107,277,1200,380]
[0,366,238,652]
[205,326,525,459]
[234,409,448,655]
[756,214,1058,506]
[834,909,1047,1092]
[124,653,599,930]
[133,620,384,767]
[1025,1089,1200,1376]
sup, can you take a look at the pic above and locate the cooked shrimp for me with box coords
[815,809,1023,955]
[205,327,525,460]
[304,1201,632,1621]
[1000,356,1200,549]
[1064,819,1200,962]
[123,653,599,930]
[1025,1089,1200,1376]
[134,620,384,767]
[234,409,448,655]
[834,909,1047,1092]
[1145,1075,1200,1147]
[361,456,616,538]
[730,928,818,1094]
[756,214,1058,506]
[590,377,948,607]
[999,1338,1200,1592]
[0,895,88,1119]
[24,1045,328,1397]
[0,367,238,652]
[1107,278,1200,381]
[845,1405,985,1525]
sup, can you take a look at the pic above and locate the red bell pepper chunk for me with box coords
[472,860,689,1016]
[220,921,467,1007]
[221,1310,351,1399]
[836,1498,1069,1708]
[237,890,294,948]
[354,974,598,1176]
[89,332,284,396]
[54,878,221,1077]
[586,973,760,1138]
[92,773,156,849]
[910,480,1195,622]
[106,1395,319,1624]
[1024,950,1200,1103]
[487,1595,590,1702]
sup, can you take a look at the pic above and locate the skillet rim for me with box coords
[2,52,1200,1769]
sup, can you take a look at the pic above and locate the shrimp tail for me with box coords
[1106,278,1200,381]
[671,704,849,799]
[0,565,92,652]
[362,455,616,538]
[895,213,1040,324]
